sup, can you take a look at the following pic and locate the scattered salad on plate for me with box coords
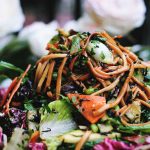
[0,29,150,150]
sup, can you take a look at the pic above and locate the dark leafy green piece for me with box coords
[0,38,37,70]
[141,103,150,122]
[118,125,150,134]
[70,36,81,54]
[0,61,23,73]
[0,61,23,78]
[49,35,60,44]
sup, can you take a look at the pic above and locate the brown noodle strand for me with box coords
[44,60,55,92]
[37,63,50,93]
[93,62,134,116]
[91,75,121,96]
[56,57,68,99]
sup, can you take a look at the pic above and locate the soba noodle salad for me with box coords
[0,29,150,150]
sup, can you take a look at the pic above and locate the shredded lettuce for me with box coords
[44,137,62,150]
[39,100,77,139]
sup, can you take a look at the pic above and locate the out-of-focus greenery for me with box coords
[0,37,149,71]
[131,45,150,61]
[0,37,38,70]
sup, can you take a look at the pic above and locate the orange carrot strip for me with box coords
[69,55,79,71]
[36,61,48,83]
[0,77,18,107]
[4,65,31,114]
[37,63,49,93]
[75,131,92,150]
[34,62,42,86]
[44,60,55,92]
[56,57,68,99]
[29,131,40,143]
[116,105,127,116]
[121,98,126,106]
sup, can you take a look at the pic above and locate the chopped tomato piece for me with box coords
[67,93,106,123]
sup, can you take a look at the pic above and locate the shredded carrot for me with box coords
[34,62,42,86]
[29,131,40,143]
[120,98,126,106]
[0,77,18,107]
[3,64,31,114]
[37,63,49,93]
[120,104,132,117]
[56,57,67,99]
[44,60,55,92]
[77,73,90,81]
[116,105,127,116]
[75,131,92,150]
[36,61,48,83]
[69,55,79,71]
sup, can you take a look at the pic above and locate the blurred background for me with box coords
[0,0,150,70]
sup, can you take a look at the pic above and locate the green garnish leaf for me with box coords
[70,36,81,54]
[40,100,77,139]
[0,61,23,73]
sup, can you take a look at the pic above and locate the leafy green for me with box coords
[39,100,77,139]
[0,61,23,78]
[0,61,23,73]
[45,137,63,150]
[144,69,150,87]
[118,125,150,134]
[49,35,60,44]
[24,100,35,111]
[141,103,150,122]
[0,38,37,70]
[70,36,81,54]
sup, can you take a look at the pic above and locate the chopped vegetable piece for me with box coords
[29,131,40,143]
[87,40,114,64]
[67,94,106,123]
[39,100,77,139]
